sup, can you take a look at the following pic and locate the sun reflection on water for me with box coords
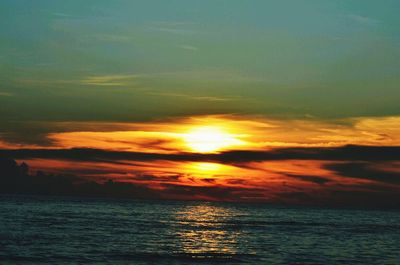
[174,204,242,258]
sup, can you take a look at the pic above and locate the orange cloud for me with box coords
[2,115,399,205]
[43,115,400,154]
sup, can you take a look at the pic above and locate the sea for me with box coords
[0,195,399,265]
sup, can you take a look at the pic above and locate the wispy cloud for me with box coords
[178,45,199,51]
[0,92,12,97]
[16,79,75,87]
[146,27,196,35]
[86,34,134,43]
[148,92,232,102]
[81,74,138,86]
[142,69,266,83]
[17,74,138,88]
[145,21,198,35]
[346,14,381,26]
[50,12,74,18]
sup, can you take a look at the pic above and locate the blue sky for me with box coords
[0,0,400,206]
[1,0,399,123]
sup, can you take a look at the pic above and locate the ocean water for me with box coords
[0,195,399,265]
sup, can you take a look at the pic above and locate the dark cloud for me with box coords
[0,157,160,200]
[1,145,399,163]
[0,157,264,203]
[325,162,400,185]
[1,156,400,207]
[0,121,55,146]
[201,178,216,183]
[1,145,399,187]
[133,174,181,182]
[216,145,400,163]
[286,174,331,185]
[275,189,400,209]
[159,183,266,202]
[225,179,248,185]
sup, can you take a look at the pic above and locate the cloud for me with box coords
[1,145,399,164]
[0,157,160,199]
[1,115,400,155]
[325,162,400,185]
[132,174,181,182]
[49,12,75,18]
[275,188,400,208]
[1,146,399,207]
[0,156,269,203]
[159,183,266,202]
[2,144,398,193]
[346,14,381,26]
[0,92,12,97]
[145,22,197,35]
[178,45,199,51]
[88,34,133,43]
[81,115,400,149]
[212,145,400,163]
[147,92,232,102]
[81,74,138,86]
[286,174,331,185]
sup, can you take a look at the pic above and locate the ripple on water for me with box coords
[0,195,399,264]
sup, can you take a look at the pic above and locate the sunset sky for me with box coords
[1,0,399,206]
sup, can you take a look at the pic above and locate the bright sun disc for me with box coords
[183,126,243,153]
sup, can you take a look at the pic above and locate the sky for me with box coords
[0,0,399,206]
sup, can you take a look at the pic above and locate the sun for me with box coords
[183,126,243,153]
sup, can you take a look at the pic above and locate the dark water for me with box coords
[0,195,399,264]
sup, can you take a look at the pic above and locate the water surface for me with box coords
[0,195,399,264]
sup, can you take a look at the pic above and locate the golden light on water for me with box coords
[175,205,241,257]
[183,126,244,153]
